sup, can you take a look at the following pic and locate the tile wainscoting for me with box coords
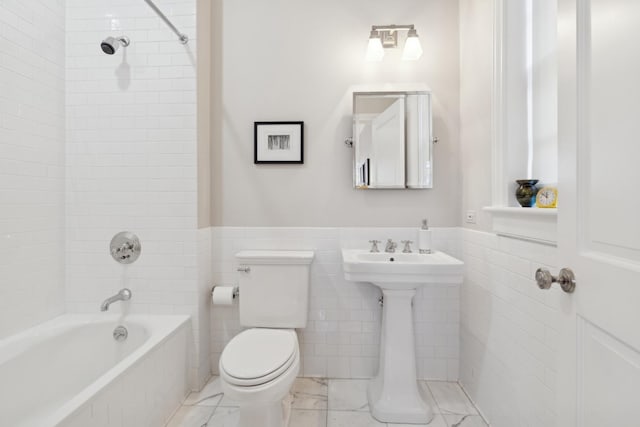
[208,226,567,427]
[460,228,564,426]
[209,227,462,381]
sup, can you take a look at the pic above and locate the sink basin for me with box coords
[341,249,463,287]
[341,247,464,424]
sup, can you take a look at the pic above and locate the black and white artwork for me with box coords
[254,122,303,164]
[267,135,290,150]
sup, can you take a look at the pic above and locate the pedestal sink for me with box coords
[341,249,464,424]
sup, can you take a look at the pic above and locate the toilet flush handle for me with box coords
[237,266,250,273]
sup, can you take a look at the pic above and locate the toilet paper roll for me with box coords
[211,286,234,306]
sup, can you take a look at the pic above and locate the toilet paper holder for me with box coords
[211,285,239,299]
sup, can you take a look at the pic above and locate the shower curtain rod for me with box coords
[143,0,189,44]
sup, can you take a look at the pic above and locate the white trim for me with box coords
[483,206,558,245]
[489,0,559,245]
[491,0,508,207]
[576,0,591,256]
[525,0,534,178]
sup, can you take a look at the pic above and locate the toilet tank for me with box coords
[236,250,314,328]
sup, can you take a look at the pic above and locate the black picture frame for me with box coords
[254,121,304,164]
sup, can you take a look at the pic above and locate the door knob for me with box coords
[535,268,576,293]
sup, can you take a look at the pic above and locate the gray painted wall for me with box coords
[212,0,461,227]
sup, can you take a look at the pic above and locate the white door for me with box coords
[556,0,640,425]
[371,98,405,188]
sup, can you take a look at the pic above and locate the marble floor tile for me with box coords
[427,382,478,416]
[166,378,487,427]
[443,414,488,427]
[183,376,223,406]
[327,410,386,427]
[388,412,448,427]
[202,406,240,427]
[166,405,217,427]
[370,381,442,427]
[292,377,329,410]
[182,375,239,408]
[418,380,440,412]
[328,379,369,411]
[216,391,241,408]
[290,409,328,427]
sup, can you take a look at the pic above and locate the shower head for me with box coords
[100,36,130,55]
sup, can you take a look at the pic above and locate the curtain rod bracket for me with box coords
[143,0,189,45]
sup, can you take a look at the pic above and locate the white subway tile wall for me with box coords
[64,0,208,388]
[460,229,562,427]
[61,323,189,427]
[0,1,66,338]
[210,227,462,381]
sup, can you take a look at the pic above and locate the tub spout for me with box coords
[100,288,132,312]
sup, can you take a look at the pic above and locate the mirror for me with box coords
[352,91,433,189]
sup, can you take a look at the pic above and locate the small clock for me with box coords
[536,186,558,208]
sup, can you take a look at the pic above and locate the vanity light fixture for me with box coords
[402,28,423,60]
[365,24,423,61]
[366,30,385,61]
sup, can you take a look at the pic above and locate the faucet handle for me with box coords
[401,240,413,253]
[385,238,397,253]
[369,240,381,253]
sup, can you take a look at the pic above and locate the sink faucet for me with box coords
[385,239,397,253]
[100,288,132,312]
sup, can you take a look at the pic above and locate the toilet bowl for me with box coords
[219,328,300,427]
[217,250,314,427]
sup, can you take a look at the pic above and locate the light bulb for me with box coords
[366,30,384,62]
[402,29,423,61]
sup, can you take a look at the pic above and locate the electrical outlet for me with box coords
[465,210,477,224]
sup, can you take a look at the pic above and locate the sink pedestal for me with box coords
[341,248,464,424]
[368,288,433,424]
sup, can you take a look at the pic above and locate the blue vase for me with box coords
[515,179,539,207]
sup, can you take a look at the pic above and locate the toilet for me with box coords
[218,250,315,427]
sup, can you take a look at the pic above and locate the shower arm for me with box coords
[143,0,189,44]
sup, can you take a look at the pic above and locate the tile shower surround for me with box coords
[0,0,66,339]
[210,227,462,381]
[64,0,211,389]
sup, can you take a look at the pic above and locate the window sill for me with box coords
[483,207,558,246]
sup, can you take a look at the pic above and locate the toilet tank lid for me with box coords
[235,250,315,265]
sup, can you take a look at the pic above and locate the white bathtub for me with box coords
[0,314,191,427]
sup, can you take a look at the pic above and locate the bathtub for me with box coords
[0,314,191,427]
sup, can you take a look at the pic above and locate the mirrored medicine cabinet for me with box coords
[351,91,433,189]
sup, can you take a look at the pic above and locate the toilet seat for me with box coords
[220,328,297,387]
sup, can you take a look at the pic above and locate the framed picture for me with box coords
[254,121,304,164]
